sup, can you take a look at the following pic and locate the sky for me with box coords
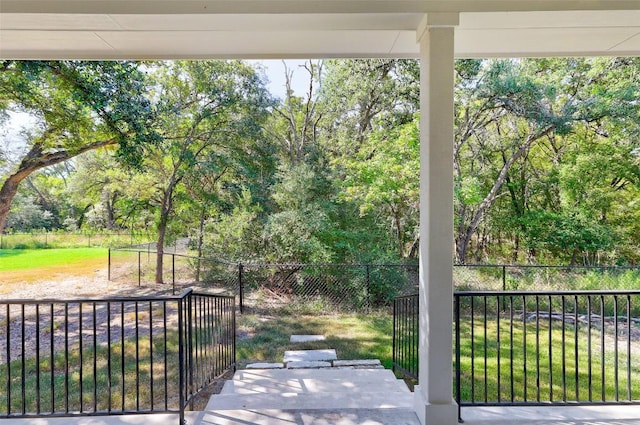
[251,59,313,99]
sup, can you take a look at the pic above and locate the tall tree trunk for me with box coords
[195,206,206,282]
[0,174,24,232]
[0,139,116,233]
[155,212,168,284]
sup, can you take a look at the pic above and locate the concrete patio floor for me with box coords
[2,403,640,425]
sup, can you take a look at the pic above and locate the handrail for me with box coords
[1,290,235,424]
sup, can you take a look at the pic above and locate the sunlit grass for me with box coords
[0,249,108,272]
[0,334,181,415]
[457,317,640,403]
[236,310,393,368]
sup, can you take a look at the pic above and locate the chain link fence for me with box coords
[241,263,418,313]
[108,249,239,297]
[454,264,640,292]
[108,248,417,313]
[0,231,153,249]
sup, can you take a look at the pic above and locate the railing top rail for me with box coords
[455,263,640,270]
[191,292,236,301]
[394,293,420,300]
[241,262,418,268]
[454,289,640,296]
[1,287,194,305]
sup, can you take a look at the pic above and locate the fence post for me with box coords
[366,265,371,312]
[238,263,244,314]
[502,265,507,291]
[454,294,462,423]
[187,294,194,409]
[392,298,396,374]
[177,295,185,425]
[138,251,141,287]
[108,249,111,281]
[502,265,507,311]
[172,254,176,295]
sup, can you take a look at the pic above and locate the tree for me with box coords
[0,61,158,233]
[142,61,272,283]
[338,117,420,259]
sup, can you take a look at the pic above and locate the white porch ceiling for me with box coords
[1,1,640,59]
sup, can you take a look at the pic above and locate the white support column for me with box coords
[414,12,459,425]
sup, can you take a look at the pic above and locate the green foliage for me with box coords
[4,58,640,267]
[5,194,54,231]
[261,163,335,264]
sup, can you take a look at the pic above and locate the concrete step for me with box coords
[232,366,400,382]
[205,390,414,411]
[220,375,410,395]
[283,349,337,363]
[195,408,421,425]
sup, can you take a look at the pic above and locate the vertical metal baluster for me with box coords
[79,302,83,413]
[50,304,55,414]
[177,297,185,425]
[471,296,475,403]
[484,296,488,403]
[601,295,605,402]
[36,304,41,414]
[562,295,566,402]
[107,302,112,412]
[614,295,619,401]
[135,302,140,411]
[163,302,168,410]
[509,296,514,402]
[198,296,203,387]
[523,295,527,402]
[549,295,553,402]
[6,304,11,416]
[121,302,125,411]
[497,295,501,402]
[21,304,25,415]
[454,295,461,410]
[149,301,154,411]
[627,295,632,401]
[574,295,579,401]
[64,303,69,413]
[587,295,593,402]
[207,294,216,377]
[536,295,540,403]
[392,299,397,375]
[93,302,97,412]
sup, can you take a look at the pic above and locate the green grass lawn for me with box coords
[236,310,394,368]
[0,248,108,271]
[0,334,180,414]
[457,317,640,403]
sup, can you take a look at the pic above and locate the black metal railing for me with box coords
[392,293,419,382]
[454,290,640,410]
[180,292,236,413]
[0,289,235,423]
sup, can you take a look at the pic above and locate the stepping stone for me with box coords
[287,360,332,369]
[284,349,337,363]
[333,359,381,368]
[246,362,284,369]
[290,334,325,343]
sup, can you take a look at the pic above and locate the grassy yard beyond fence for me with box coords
[236,310,394,368]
